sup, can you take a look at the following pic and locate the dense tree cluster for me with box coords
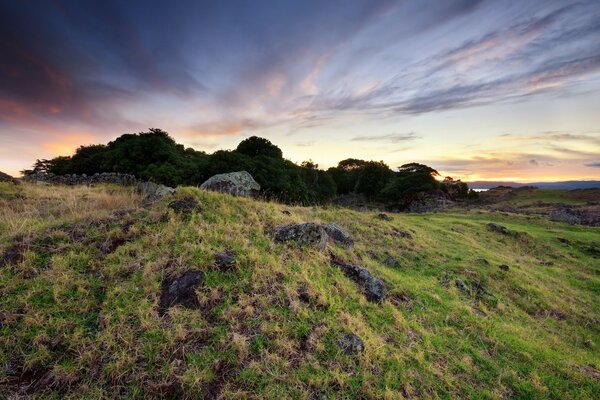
[23,129,474,206]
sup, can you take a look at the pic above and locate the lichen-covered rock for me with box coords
[214,250,236,270]
[330,255,386,302]
[159,270,204,313]
[273,223,328,250]
[200,171,260,198]
[339,333,365,355]
[323,223,354,248]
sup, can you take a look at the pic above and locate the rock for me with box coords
[377,213,392,221]
[136,181,175,202]
[487,223,510,235]
[322,223,354,248]
[499,264,510,271]
[168,196,202,214]
[159,270,204,313]
[200,171,260,198]
[557,237,570,244]
[331,255,386,302]
[214,250,236,270]
[455,278,469,292]
[0,171,18,184]
[273,223,328,250]
[339,333,365,355]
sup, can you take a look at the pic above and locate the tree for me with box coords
[236,136,283,159]
[380,163,440,209]
[441,176,469,200]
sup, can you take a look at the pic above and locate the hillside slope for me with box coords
[0,183,599,399]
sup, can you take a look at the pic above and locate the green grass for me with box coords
[0,183,598,399]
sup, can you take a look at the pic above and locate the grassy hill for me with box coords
[1,182,599,399]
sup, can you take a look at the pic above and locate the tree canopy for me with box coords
[25,129,470,207]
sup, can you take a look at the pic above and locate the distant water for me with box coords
[472,188,488,192]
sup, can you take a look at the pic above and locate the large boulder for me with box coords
[200,171,260,198]
[0,171,18,184]
[273,223,328,250]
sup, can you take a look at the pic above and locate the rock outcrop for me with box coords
[200,171,260,198]
[273,223,328,250]
[323,223,354,248]
[273,222,354,250]
[330,255,386,303]
[159,270,204,313]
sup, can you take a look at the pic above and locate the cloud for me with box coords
[351,132,420,143]
[585,162,600,167]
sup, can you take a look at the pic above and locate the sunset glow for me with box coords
[0,0,599,181]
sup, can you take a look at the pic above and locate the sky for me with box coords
[1,0,599,181]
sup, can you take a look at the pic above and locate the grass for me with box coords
[0,183,598,399]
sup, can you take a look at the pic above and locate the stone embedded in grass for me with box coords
[272,223,328,250]
[487,222,510,235]
[168,196,202,214]
[136,181,175,202]
[159,270,204,313]
[214,250,236,270]
[339,333,365,355]
[499,264,510,271]
[323,222,354,248]
[331,255,386,303]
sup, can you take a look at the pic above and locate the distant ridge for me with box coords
[467,180,600,190]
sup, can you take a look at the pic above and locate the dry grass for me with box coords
[0,183,141,239]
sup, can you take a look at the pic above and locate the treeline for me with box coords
[24,128,475,207]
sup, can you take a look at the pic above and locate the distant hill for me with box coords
[468,180,600,190]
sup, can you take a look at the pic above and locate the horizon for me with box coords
[1,0,600,181]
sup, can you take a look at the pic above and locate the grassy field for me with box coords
[0,183,599,399]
